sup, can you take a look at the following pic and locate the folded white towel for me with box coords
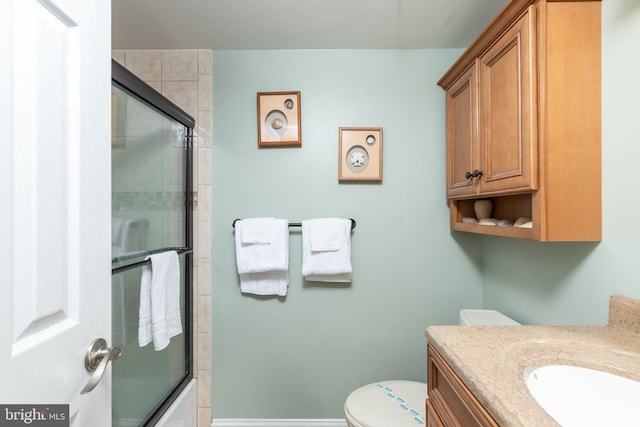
[138,251,183,351]
[235,219,289,274]
[304,273,352,282]
[235,218,290,296]
[309,218,342,252]
[302,218,352,282]
[238,271,289,297]
[242,217,274,244]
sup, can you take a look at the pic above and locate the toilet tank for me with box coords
[459,309,520,326]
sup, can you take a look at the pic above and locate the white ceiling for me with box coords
[112,0,509,50]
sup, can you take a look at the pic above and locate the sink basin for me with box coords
[526,365,640,426]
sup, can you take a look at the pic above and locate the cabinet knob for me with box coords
[465,170,484,179]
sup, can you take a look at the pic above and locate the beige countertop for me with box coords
[425,296,640,427]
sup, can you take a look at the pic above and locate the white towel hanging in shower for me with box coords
[138,251,182,351]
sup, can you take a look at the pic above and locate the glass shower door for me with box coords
[111,82,189,260]
[111,60,194,427]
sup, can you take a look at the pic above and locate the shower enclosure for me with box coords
[111,60,194,426]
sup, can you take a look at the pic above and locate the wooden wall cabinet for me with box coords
[439,0,602,241]
[427,343,498,427]
[445,63,478,199]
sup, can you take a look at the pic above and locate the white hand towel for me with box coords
[235,219,289,274]
[241,217,274,244]
[238,271,289,297]
[309,218,342,252]
[138,251,183,351]
[304,273,352,282]
[234,218,290,296]
[302,218,352,282]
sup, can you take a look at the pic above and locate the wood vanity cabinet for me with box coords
[427,343,498,427]
[439,0,601,241]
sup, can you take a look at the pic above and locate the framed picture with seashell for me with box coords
[338,127,383,182]
[257,91,302,147]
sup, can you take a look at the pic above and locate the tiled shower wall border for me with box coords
[112,49,213,427]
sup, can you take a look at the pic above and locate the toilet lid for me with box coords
[344,381,426,427]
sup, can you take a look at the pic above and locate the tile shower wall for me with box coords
[112,49,212,427]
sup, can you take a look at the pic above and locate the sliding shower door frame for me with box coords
[111,59,195,427]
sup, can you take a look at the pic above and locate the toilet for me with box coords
[344,309,519,426]
[458,309,520,326]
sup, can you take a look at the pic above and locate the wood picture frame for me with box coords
[338,127,383,182]
[257,91,302,147]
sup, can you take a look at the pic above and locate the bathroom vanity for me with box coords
[427,343,498,426]
[425,296,640,426]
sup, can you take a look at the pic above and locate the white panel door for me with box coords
[0,0,112,425]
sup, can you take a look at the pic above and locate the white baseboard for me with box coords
[212,419,348,427]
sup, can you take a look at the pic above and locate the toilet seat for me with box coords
[344,380,426,427]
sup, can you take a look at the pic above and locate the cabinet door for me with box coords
[428,344,499,427]
[446,63,478,198]
[478,6,537,194]
[426,398,445,427]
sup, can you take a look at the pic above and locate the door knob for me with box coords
[81,338,121,394]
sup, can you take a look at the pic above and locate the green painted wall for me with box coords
[211,49,484,418]
[482,0,640,325]
[211,3,640,416]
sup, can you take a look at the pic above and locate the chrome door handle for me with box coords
[81,338,121,394]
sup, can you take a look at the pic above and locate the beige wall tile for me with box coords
[197,147,212,185]
[147,81,162,93]
[196,369,211,408]
[197,184,211,222]
[198,75,212,111]
[197,332,211,372]
[197,407,211,427]
[192,270,200,313]
[192,263,199,297]
[198,295,212,333]
[198,50,212,75]
[124,50,162,81]
[197,111,212,147]
[192,218,199,260]
[192,142,199,187]
[197,258,212,296]
[192,207,199,231]
[197,220,211,264]
[162,81,198,119]
[112,51,125,65]
[192,319,199,372]
[162,50,198,82]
